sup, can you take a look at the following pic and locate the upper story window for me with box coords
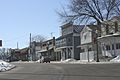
[114,21,118,32]
[62,27,73,36]
[84,34,87,40]
[106,24,109,35]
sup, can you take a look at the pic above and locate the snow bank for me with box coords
[0,60,16,72]
[110,55,120,62]
[61,58,76,63]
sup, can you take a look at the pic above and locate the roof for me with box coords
[60,21,73,29]
[87,25,98,30]
[73,25,85,33]
[102,16,120,25]
[56,33,73,40]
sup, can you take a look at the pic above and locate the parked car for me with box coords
[40,56,51,63]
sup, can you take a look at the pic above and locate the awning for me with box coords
[37,50,47,53]
[56,46,73,49]
[77,43,92,48]
[98,32,120,40]
[36,47,54,53]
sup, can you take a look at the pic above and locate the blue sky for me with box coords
[0,0,68,48]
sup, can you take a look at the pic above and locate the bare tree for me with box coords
[58,0,120,25]
[32,35,46,43]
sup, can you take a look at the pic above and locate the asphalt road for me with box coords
[0,63,120,80]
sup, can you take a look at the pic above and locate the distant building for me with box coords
[31,37,56,61]
[9,48,29,61]
[55,22,84,60]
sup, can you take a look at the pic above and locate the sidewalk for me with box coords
[11,60,120,64]
[51,61,120,64]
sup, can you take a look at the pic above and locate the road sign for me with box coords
[0,40,2,46]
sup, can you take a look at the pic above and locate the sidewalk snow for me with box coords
[110,55,120,62]
[61,58,76,63]
[0,60,16,72]
[52,58,120,64]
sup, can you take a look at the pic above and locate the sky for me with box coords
[0,0,68,49]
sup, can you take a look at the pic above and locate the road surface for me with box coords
[0,62,120,80]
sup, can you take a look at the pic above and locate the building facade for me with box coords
[55,22,84,60]
[31,37,56,61]
[99,16,120,58]
[79,25,99,62]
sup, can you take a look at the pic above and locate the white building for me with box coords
[99,16,120,58]
[79,25,98,62]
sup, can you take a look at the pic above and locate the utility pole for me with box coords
[96,30,99,62]
[51,32,54,38]
[17,42,19,49]
[29,33,32,61]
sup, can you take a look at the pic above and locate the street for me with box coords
[0,63,120,80]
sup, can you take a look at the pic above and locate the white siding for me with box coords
[80,51,94,61]
[81,27,92,44]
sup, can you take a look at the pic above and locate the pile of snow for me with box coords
[61,58,76,63]
[0,60,16,72]
[110,55,120,62]
[36,59,41,63]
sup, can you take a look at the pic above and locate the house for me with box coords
[31,37,56,61]
[55,22,84,60]
[79,25,99,62]
[9,48,29,61]
[98,16,120,58]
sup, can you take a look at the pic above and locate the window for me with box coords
[106,24,109,35]
[112,44,114,50]
[88,48,92,51]
[84,34,87,40]
[81,49,85,53]
[116,43,120,49]
[106,45,110,50]
[115,21,118,32]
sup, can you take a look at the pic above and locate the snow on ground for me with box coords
[58,58,120,64]
[0,60,16,72]
[61,58,76,63]
[110,55,120,62]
